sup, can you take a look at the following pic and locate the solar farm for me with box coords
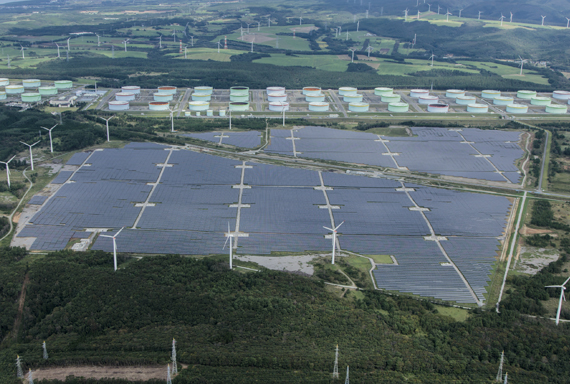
[14,125,526,305]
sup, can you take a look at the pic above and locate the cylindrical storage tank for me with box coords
[481,90,501,99]
[388,102,409,112]
[6,85,24,94]
[266,86,285,94]
[23,79,41,88]
[230,86,249,96]
[339,87,358,96]
[185,112,191,117]
[154,93,173,102]
[302,87,321,96]
[206,110,213,117]
[54,80,73,89]
[381,94,401,103]
[0,92,6,100]
[456,95,477,105]
[192,93,212,102]
[418,95,438,105]
[545,104,568,114]
[428,104,449,113]
[553,91,570,100]
[517,90,536,99]
[194,86,213,95]
[116,92,135,101]
[229,102,249,111]
[230,94,249,102]
[493,96,514,106]
[531,97,551,106]
[306,94,325,102]
[196,112,201,117]
[108,101,129,111]
[21,93,41,102]
[38,86,58,95]
[506,104,528,114]
[268,93,287,102]
[157,86,177,95]
[148,101,169,111]
[374,87,393,96]
[268,102,290,112]
[121,86,140,94]
[410,89,429,98]
[343,94,363,103]
[219,110,226,117]
[349,102,369,112]
[0,78,9,86]
[309,102,329,112]
[446,89,465,98]
[467,103,489,113]
[188,101,210,111]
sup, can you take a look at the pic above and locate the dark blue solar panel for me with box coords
[28,195,48,205]
[51,171,74,184]
[66,152,90,165]
[245,163,320,186]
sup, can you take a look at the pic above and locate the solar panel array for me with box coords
[66,152,90,165]
[18,145,515,304]
[184,131,262,148]
[265,126,524,183]
[51,171,74,184]
[28,195,48,205]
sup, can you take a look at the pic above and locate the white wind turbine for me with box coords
[541,15,546,26]
[0,156,16,188]
[96,34,101,47]
[478,11,482,20]
[545,276,570,325]
[429,52,435,66]
[499,14,505,26]
[20,141,40,171]
[55,43,61,58]
[67,37,71,51]
[123,39,129,52]
[159,35,162,48]
[169,108,175,132]
[349,48,356,62]
[172,29,176,42]
[437,5,441,14]
[566,17,570,29]
[223,222,236,269]
[458,9,463,18]
[427,3,431,12]
[41,124,57,153]
[510,12,513,23]
[299,16,303,25]
[99,115,114,142]
[323,221,344,265]
[100,227,125,271]
[446,9,451,22]
[20,45,26,59]
[366,45,373,58]
[516,56,527,75]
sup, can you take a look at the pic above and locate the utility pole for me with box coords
[332,345,339,379]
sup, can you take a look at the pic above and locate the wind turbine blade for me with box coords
[41,126,49,131]
[114,226,125,237]
[323,226,333,231]
[334,221,345,230]
[223,235,230,249]
[100,234,113,238]
[8,155,16,163]
[32,141,41,146]
[545,285,563,288]
[563,276,570,286]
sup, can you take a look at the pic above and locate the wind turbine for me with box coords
[217,41,221,53]
[100,227,125,271]
[223,222,235,269]
[324,221,344,265]
[67,37,71,51]
[55,43,61,58]
[169,108,175,132]
[478,11,482,20]
[516,56,528,75]
[99,115,114,142]
[159,35,162,48]
[510,12,513,23]
[446,9,451,22]
[20,141,40,171]
[541,15,546,26]
[499,14,505,26]
[123,39,129,52]
[545,277,570,325]
[172,29,176,42]
[19,45,26,59]
[417,10,420,20]
[41,124,57,153]
[429,52,435,66]
[566,17,570,29]
[184,45,187,58]
[299,16,303,25]
[366,45,373,58]
[437,5,441,14]
[246,23,250,33]
[458,9,463,18]
[96,34,101,47]
[190,36,194,46]
[404,8,409,22]
[0,156,16,188]
[357,20,360,31]
[257,22,260,31]
[427,3,431,12]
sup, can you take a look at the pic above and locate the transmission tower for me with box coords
[503,372,508,383]
[28,369,33,384]
[496,351,504,382]
[16,355,23,378]
[166,364,172,384]
[43,341,48,359]
[171,338,178,374]
[332,345,339,379]
[344,365,349,384]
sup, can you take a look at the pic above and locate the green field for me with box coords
[254,53,349,71]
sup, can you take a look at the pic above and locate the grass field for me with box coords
[254,53,349,71]
[168,47,242,61]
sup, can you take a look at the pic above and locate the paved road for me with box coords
[253,90,262,112]
[328,90,348,117]
[537,130,549,193]
[178,88,191,117]
[397,91,423,113]
[95,89,116,110]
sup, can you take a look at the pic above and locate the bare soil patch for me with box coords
[519,225,553,235]
[240,34,274,43]
[31,365,185,381]
[356,55,378,61]
[292,26,318,33]
[13,212,20,223]
[337,55,351,61]
[364,62,380,69]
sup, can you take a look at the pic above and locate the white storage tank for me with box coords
[192,93,212,102]
[545,104,568,114]
[158,86,177,95]
[343,94,363,103]
[206,109,213,116]
[109,101,129,111]
[268,93,287,102]
[194,86,213,94]
[149,101,169,111]
[381,94,401,103]
[308,102,329,112]
[6,85,24,94]
[410,89,429,98]
[23,79,41,88]
[268,102,289,112]
[467,103,488,113]
[219,110,226,117]
[54,80,73,89]
[266,86,285,94]
[427,104,449,113]
[481,90,501,99]
[38,86,58,96]
[116,92,135,101]
[506,104,528,114]
[456,96,477,105]
[154,93,173,102]
[229,102,249,111]
[493,96,514,106]
[374,87,393,96]
[121,86,141,94]
[21,93,41,102]
[188,101,210,111]
[303,87,321,96]
[230,94,249,102]
[339,87,357,96]
[388,102,409,112]
[306,94,325,102]
[418,95,438,105]
[348,102,369,112]
[446,89,465,98]
[0,92,6,100]
[553,91,570,100]
[530,97,551,106]
[517,90,536,99]
[230,86,249,96]
[0,78,9,86]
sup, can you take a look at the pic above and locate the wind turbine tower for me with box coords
[417,10,420,19]
[159,35,162,48]
[0,156,16,188]
[427,3,431,12]
[100,227,125,271]
[367,45,373,58]
[55,43,61,58]
[166,365,172,384]
[446,9,451,22]
[517,56,528,75]
[299,16,303,25]
[357,20,360,31]
[459,9,463,18]
[324,221,344,264]
[67,37,71,51]
[43,341,48,360]
[500,14,505,26]
[41,124,58,153]
[545,276,570,325]
[169,108,175,132]
[478,11,482,20]
[365,9,368,18]
[430,53,435,66]
[20,45,26,59]
[20,141,40,171]
[510,12,513,23]
[437,5,440,14]
[496,351,504,382]
[223,222,235,269]
[332,345,339,379]
[171,338,178,374]
[404,8,408,21]
[96,34,101,47]
[99,115,114,142]
[345,366,349,384]
[566,17,570,29]
[541,15,546,26]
